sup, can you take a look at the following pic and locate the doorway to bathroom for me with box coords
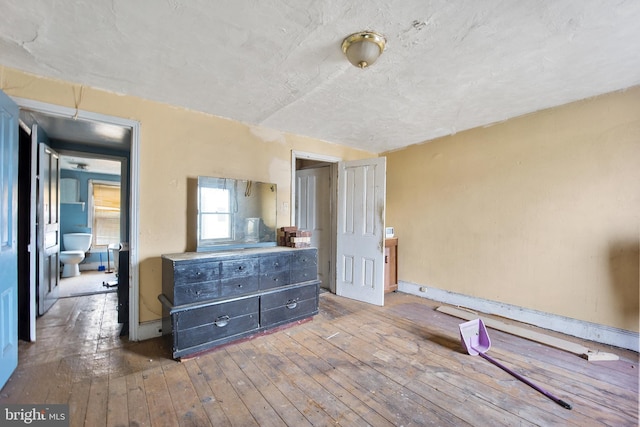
[15,98,139,342]
[58,154,122,298]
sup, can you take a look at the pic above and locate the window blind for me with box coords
[93,183,120,246]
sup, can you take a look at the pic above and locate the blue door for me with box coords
[0,90,19,390]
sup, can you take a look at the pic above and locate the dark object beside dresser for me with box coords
[159,246,319,359]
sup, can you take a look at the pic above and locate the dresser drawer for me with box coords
[173,261,220,284]
[290,249,317,283]
[259,253,291,290]
[260,270,290,290]
[219,258,260,298]
[260,253,291,273]
[220,258,258,279]
[175,297,259,349]
[291,249,316,269]
[260,283,318,327]
[220,276,260,298]
[290,266,317,284]
[173,281,220,306]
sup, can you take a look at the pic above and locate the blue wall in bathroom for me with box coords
[60,169,121,267]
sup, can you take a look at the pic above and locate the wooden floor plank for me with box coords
[270,329,382,425]
[225,342,313,427]
[126,371,152,427]
[84,376,109,427]
[162,362,213,427]
[264,334,393,426]
[1,291,637,427]
[143,366,180,427]
[106,375,129,427]
[183,360,232,427]
[240,338,355,426]
[295,320,473,426]
[11,363,53,404]
[214,348,286,427]
[259,333,381,427]
[195,352,260,427]
[67,379,91,427]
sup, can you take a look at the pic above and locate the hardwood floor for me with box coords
[1,291,638,426]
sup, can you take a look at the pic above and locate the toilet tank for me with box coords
[63,233,92,252]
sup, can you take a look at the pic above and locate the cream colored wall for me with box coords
[1,66,375,323]
[385,87,640,332]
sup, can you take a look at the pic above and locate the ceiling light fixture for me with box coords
[341,31,387,69]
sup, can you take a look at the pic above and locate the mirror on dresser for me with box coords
[196,176,277,252]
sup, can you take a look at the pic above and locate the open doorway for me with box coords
[291,151,340,293]
[292,151,388,306]
[15,98,140,342]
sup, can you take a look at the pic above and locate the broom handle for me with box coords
[478,351,572,410]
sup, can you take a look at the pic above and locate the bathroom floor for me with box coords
[58,270,117,298]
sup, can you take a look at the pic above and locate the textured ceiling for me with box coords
[2,0,640,153]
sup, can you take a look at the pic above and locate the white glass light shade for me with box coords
[341,31,386,68]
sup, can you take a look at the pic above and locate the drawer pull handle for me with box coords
[214,315,230,327]
[285,300,298,310]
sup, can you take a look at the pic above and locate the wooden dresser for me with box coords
[159,246,319,359]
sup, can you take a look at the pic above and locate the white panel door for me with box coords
[296,166,331,289]
[336,157,386,306]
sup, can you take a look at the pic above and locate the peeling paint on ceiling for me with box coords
[2,0,639,153]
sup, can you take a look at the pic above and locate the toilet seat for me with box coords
[61,250,85,257]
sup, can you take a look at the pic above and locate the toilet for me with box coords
[60,233,92,278]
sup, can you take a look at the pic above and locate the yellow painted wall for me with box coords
[1,66,375,323]
[385,87,640,332]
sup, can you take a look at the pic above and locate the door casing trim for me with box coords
[12,96,142,340]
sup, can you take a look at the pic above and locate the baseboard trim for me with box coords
[79,262,113,272]
[135,320,163,341]
[398,281,639,352]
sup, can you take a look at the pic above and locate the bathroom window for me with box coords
[89,181,121,247]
